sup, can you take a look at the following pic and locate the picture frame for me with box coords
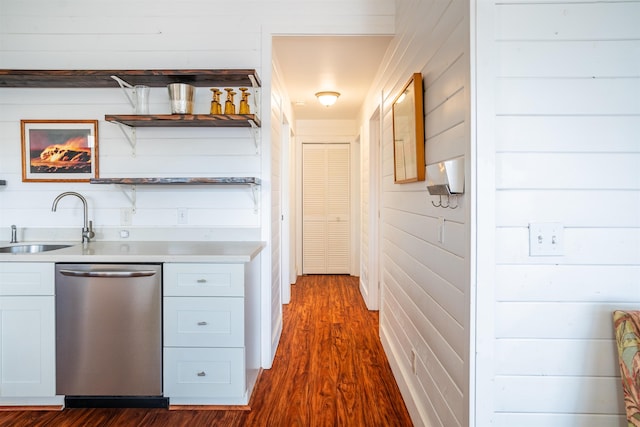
[21,119,99,182]
[392,73,425,183]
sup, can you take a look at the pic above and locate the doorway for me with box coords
[302,143,351,274]
[271,35,391,282]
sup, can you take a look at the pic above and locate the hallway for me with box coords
[0,275,412,426]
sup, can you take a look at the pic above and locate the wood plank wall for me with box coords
[476,0,640,425]
[358,0,472,426]
[269,85,283,367]
[0,0,394,233]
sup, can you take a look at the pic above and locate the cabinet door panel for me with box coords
[0,296,55,397]
[0,263,54,296]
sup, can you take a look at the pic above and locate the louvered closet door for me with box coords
[302,144,350,274]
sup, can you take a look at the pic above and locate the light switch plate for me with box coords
[529,222,564,256]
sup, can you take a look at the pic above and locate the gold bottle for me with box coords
[210,88,222,114]
[224,88,236,114]
[238,87,251,114]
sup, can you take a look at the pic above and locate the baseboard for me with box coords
[64,396,169,409]
[380,323,425,427]
[0,405,63,411]
[169,404,251,411]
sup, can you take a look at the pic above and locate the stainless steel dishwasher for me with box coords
[55,263,166,408]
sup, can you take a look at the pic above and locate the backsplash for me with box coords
[1,226,261,244]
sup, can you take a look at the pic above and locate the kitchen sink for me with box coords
[0,244,74,254]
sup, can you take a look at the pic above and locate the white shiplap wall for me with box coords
[0,0,395,371]
[268,85,283,367]
[359,0,472,425]
[360,124,372,302]
[359,108,382,310]
[476,0,640,425]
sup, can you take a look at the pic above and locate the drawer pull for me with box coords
[197,321,208,326]
[197,371,206,377]
[197,279,207,283]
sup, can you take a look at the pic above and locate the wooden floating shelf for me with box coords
[0,69,261,88]
[90,177,261,185]
[105,114,260,128]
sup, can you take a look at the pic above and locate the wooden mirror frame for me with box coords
[392,73,425,183]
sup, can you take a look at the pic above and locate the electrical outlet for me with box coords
[177,207,188,225]
[529,222,564,256]
[410,349,417,375]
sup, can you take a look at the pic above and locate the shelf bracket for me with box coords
[249,121,260,154]
[248,74,259,89]
[119,185,137,213]
[248,75,261,122]
[250,184,259,213]
[115,123,137,156]
[111,75,136,109]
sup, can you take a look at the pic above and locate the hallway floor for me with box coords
[0,275,412,426]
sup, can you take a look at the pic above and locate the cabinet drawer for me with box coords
[0,263,54,296]
[163,347,245,398]
[164,263,244,297]
[164,297,244,347]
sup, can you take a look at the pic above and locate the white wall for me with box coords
[266,51,295,364]
[267,72,283,369]
[9,1,636,424]
[272,54,297,298]
[359,0,472,425]
[360,107,382,310]
[0,0,395,370]
[475,0,640,425]
[0,1,267,239]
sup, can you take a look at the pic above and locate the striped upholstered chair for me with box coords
[614,310,640,426]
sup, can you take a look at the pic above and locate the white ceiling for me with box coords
[272,35,393,121]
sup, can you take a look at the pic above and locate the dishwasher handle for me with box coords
[58,269,158,278]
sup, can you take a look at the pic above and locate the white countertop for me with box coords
[0,240,266,263]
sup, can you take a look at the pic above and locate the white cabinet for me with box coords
[0,262,54,296]
[0,263,57,403]
[164,297,244,347]
[163,261,260,406]
[164,347,245,399]
[163,263,245,297]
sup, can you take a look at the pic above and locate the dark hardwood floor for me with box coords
[0,275,412,426]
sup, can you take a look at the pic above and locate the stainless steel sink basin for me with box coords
[0,244,73,254]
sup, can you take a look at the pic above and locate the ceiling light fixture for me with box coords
[315,91,340,107]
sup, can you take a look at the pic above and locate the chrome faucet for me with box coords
[52,191,95,243]
[10,225,18,243]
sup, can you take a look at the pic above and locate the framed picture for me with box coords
[392,73,425,183]
[21,119,99,182]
